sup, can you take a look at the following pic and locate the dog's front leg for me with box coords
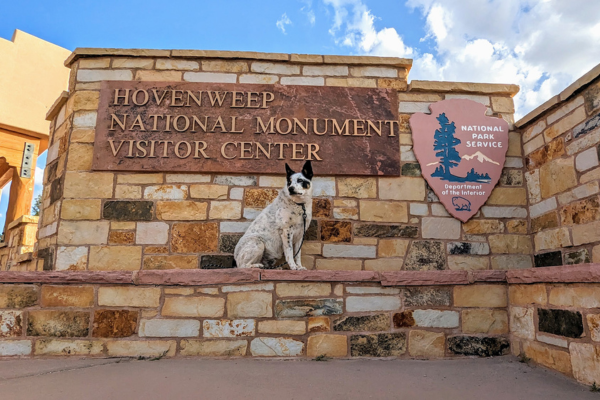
[281,229,300,270]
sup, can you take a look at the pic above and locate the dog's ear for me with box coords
[285,163,295,182]
[301,160,313,180]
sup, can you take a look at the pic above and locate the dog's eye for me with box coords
[302,181,310,189]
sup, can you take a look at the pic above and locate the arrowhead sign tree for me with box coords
[432,112,461,180]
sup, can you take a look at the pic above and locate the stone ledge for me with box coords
[260,270,379,282]
[45,91,69,121]
[507,263,600,284]
[135,269,261,286]
[0,271,134,284]
[64,48,413,69]
[409,81,520,96]
[380,270,470,286]
[471,270,507,282]
[7,215,39,230]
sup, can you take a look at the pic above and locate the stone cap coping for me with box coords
[516,62,600,128]
[506,263,600,284]
[64,48,413,70]
[408,81,520,97]
[0,269,507,286]
[7,215,38,231]
[45,91,69,121]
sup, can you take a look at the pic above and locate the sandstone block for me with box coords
[190,184,228,199]
[448,256,489,271]
[351,333,406,357]
[364,258,403,271]
[0,311,22,337]
[143,255,198,270]
[523,341,572,376]
[0,285,38,308]
[337,177,376,198]
[88,246,142,271]
[57,221,109,245]
[307,335,347,357]
[408,330,445,358]
[309,317,331,332]
[136,222,169,245]
[106,340,176,357]
[412,310,459,328]
[63,172,114,198]
[77,69,133,82]
[227,292,272,318]
[462,220,504,234]
[156,201,207,220]
[34,339,103,356]
[275,299,343,318]
[509,306,535,339]
[454,285,507,308]
[92,310,138,337]
[509,284,547,305]
[557,181,599,206]
[346,296,400,312]
[55,246,88,271]
[333,314,390,332]
[27,311,89,337]
[488,235,532,254]
[350,66,397,77]
[281,76,324,86]
[487,187,527,205]
[109,231,135,245]
[379,177,425,201]
[115,185,142,199]
[481,206,527,218]
[136,70,182,81]
[588,314,600,342]
[156,59,198,70]
[66,143,93,171]
[209,201,242,219]
[98,287,160,307]
[322,244,376,258]
[572,220,600,245]
[162,296,224,317]
[491,96,514,113]
[539,158,578,198]
[536,333,568,348]
[117,174,163,184]
[315,259,362,270]
[73,111,97,128]
[560,196,600,226]
[276,283,331,297]
[79,58,110,68]
[171,222,218,253]
[403,240,445,271]
[112,58,154,68]
[41,286,94,308]
[359,201,408,223]
[203,319,255,337]
[304,65,348,76]
[144,185,188,200]
[0,341,31,356]
[462,309,508,334]
[549,285,600,308]
[378,239,409,258]
[250,337,304,356]
[258,320,306,335]
[576,146,600,171]
[534,228,572,251]
[139,319,200,337]
[180,339,247,356]
[421,217,460,239]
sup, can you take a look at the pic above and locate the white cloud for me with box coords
[301,0,316,25]
[323,0,600,118]
[323,0,413,58]
[276,13,293,34]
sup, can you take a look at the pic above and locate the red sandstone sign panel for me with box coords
[92,81,400,175]
[410,99,509,222]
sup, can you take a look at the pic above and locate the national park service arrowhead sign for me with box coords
[410,99,509,222]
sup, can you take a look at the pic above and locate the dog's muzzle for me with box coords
[288,186,297,195]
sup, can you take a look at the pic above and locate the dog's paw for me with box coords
[290,265,307,271]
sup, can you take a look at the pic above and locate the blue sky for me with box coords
[2,0,600,231]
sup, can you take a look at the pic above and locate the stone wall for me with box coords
[0,269,510,358]
[0,216,38,271]
[37,49,525,273]
[508,264,600,386]
[517,67,600,268]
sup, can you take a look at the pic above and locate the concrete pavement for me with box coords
[0,356,594,400]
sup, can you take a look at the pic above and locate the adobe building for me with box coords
[0,30,70,269]
[0,46,600,387]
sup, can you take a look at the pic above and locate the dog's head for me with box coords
[284,161,313,201]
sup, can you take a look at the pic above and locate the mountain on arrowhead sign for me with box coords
[409,99,509,222]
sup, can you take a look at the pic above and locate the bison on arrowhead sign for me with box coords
[409,99,509,222]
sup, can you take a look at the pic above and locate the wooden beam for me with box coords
[0,160,13,189]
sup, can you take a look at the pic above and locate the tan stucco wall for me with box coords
[0,30,70,140]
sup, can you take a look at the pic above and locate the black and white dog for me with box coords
[234,161,313,270]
